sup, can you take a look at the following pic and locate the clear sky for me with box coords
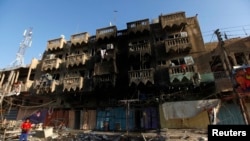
[0,0,250,69]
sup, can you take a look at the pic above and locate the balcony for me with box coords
[46,37,67,51]
[127,19,150,34]
[169,65,196,83]
[96,26,117,40]
[71,32,89,46]
[63,76,83,91]
[42,58,62,71]
[66,53,89,68]
[128,68,155,85]
[129,42,151,55]
[160,11,187,29]
[165,37,192,53]
[93,61,117,87]
[117,29,127,37]
[93,61,117,75]
[93,74,116,86]
[18,80,33,92]
[33,79,58,94]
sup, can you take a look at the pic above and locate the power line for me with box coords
[202,24,250,43]
[202,24,250,34]
[220,24,250,30]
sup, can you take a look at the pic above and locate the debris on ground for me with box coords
[0,120,208,141]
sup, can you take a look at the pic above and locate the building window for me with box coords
[210,55,224,72]
[235,52,246,65]
[170,56,194,66]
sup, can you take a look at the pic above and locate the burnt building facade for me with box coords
[1,11,229,130]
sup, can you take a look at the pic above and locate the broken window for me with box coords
[170,56,194,66]
[180,32,188,37]
[210,55,224,72]
[234,52,246,65]
[53,73,60,80]
[157,60,166,66]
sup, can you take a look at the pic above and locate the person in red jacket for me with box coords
[19,118,32,141]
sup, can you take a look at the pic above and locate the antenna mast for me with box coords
[10,27,33,68]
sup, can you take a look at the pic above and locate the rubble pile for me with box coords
[47,132,165,141]
[0,120,208,141]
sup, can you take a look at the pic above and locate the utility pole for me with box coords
[214,29,231,74]
[214,29,249,124]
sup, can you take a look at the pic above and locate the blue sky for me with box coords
[0,0,250,69]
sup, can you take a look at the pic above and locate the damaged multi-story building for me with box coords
[1,11,250,132]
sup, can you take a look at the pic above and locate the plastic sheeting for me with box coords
[159,110,210,129]
[162,99,220,120]
[17,108,47,124]
[217,101,245,125]
[43,109,69,127]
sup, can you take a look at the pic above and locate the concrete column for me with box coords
[0,73,5,86]
[15,71,20,82]
[8,71,16,92]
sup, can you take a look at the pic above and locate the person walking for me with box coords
[19,118,32,141]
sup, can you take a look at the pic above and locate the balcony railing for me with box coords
[169,64,195,74]
[47,37,66,51]
[164,37,191,52]
[169,65,196,83]
[96,26,117,40]
[42,58,62,71]
[33,80,58,93]
[127,19,150,33]
[160,11,187,28]
[117,30,127,37]
[93,74,116,86]
[128,68,155,85]
[66,53,89,68]
[63,76,83,91]
[71,32,89,45]
[129,42,151,55]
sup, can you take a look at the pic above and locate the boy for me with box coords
[19,118,32,141]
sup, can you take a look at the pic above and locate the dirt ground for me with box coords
[2,128,208,141]
[159,128,208,141]
[67,128,208,141]
[118,128,208,141]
